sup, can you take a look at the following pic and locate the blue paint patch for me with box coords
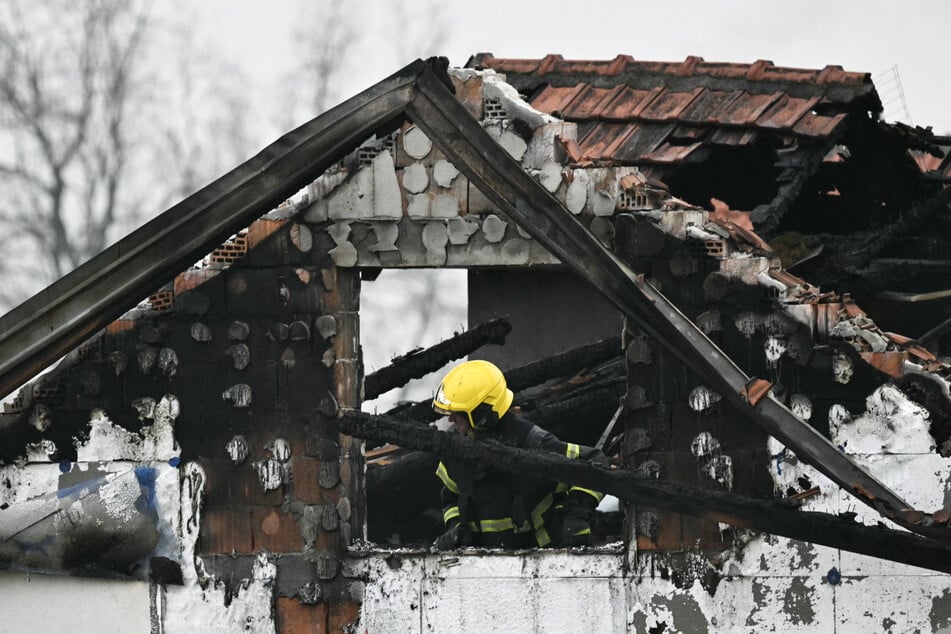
[134,466,158,513]
[826,567,841,585]
[168,456,180,467]
[59,460,72,473]
[56,476,107,499]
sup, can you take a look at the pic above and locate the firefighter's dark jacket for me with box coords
[435,411,604,547]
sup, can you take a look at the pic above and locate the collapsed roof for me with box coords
[2,56,951,580]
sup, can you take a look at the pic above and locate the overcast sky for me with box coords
[194,0,951,134]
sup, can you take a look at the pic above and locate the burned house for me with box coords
[2,55,951,632]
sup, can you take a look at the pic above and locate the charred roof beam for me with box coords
[405,67,951,543]
[343,411,951,574]
[364,316,512,400]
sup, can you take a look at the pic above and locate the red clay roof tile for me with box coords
[471,54,879,167]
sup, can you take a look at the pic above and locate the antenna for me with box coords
[874,64,913,125]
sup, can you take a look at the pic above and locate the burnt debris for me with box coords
[364,316,511,400]
[345,410,951,573]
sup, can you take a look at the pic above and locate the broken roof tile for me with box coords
[642,141,704,164]
[709,128,760,146]
[638,87,705,122]
[471,54,872,167]
[792,111,848,138]
[756,94,821,130]
[718,91,784,126]
[678,89,742,124]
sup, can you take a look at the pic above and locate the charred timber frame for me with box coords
[341,411,951,574]
[363,316,512,400]
[0,56,947,545]
[404,67,951,543]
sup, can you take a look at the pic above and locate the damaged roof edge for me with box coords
[0,58,440,400]
[404,68,951,544]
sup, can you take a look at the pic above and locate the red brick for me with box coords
[199,507,253,555]
[201,459,284,507]
[327,601,361,633]
[251,507,304,553]
[290,456,323,505]
[276,597,327,634]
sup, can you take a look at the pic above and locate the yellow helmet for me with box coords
[432,360,514,430]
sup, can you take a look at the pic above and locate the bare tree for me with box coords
[0,0,151,294]
[0,0,257,308]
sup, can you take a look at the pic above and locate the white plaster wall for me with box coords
[355,548,951,633]
[355,384,951,634]
[0,572,151,633]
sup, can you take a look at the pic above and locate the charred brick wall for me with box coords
[0,217,366,632]
[614,213,778,556]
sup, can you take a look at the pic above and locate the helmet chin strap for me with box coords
[470,402,500,430]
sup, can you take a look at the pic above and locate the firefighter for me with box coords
[431,359,606,550]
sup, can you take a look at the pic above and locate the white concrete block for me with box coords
[402,162,429,194]
[407,193,431,219]
[431,194,460,219]
[327,167,374,220]
[835,575,951,633]
[433,160,460,187]
[0,573,151,633]
[371,150,402,219]
[720,534,838,578]
[403,125,433,160]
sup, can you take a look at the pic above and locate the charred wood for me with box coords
[364,316,512,400]
[341,411,951,573]
[807,187,951,289]
[504,336,622,391]
[381,338,623,424]
[754,146,829,238]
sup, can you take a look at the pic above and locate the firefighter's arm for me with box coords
[436,461,461,528]
[525,426,606,505]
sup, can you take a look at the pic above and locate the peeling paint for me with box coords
[162,462,276,633]
[690,432,720,457]
[253,458,286,491]
[834,385,934,453]
[789,394,813,422]
[315,315,337,339]
[403,162,429,193]
[29,404,51,432]
[77,402,180,462]
[157,347,178,377]
[226,436,248,465]
[481,214,508,243]
[224,343,250,370]
[221,384,252,408]
[764,336,786,368]
[688,386,721,413]
[832,352,854,384]
[228,321,250,341]
[190,322,212,342]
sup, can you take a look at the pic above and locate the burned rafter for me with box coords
[805,186,951,290]
[752,145,830,238]
[504,336,621,391]
[382,338,624,428]
[364,316,512,400]
[342,411,951,574]
[405,70,951,542]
